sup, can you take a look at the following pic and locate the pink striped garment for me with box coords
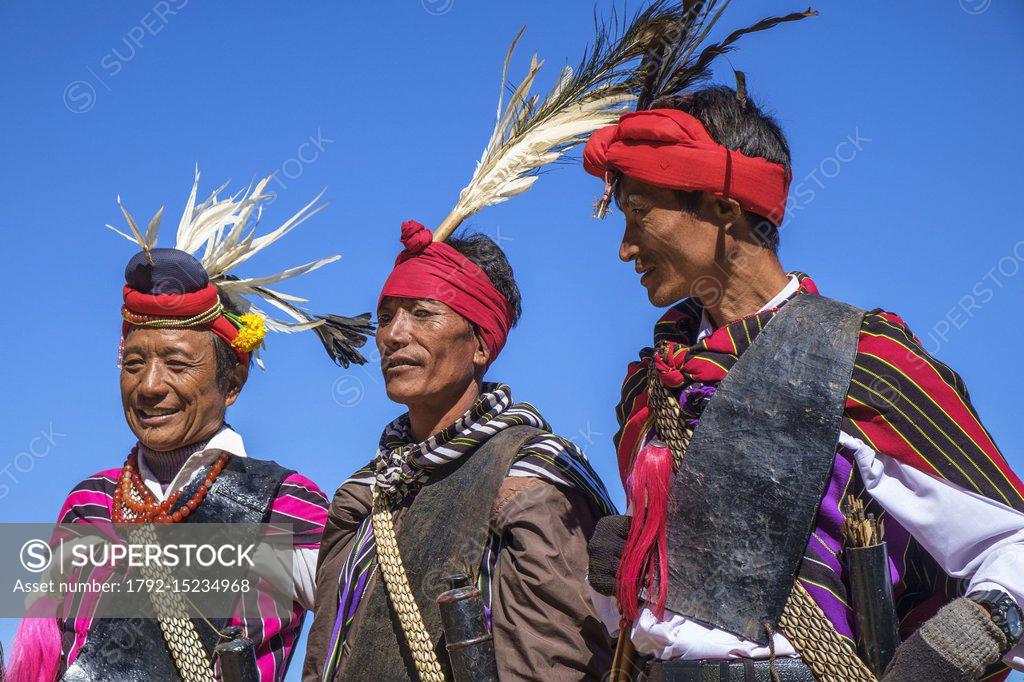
[54,468,328,681]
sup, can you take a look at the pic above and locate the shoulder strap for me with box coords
[660,295,864,644]
[341,425,543,681]
[184,453,293,524]
[781,581,876,680]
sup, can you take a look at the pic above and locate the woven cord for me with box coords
[646,347,692,468]
[370,489,446,682]
[126,522,216,682]
[645,355,878,681]
[779,582,877,681]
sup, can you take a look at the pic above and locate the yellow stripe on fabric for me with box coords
[858,358,1009,505]
[694,355,732,375]
[841,399,886,455]
[860,330,1016,500]
[848,376,972,490]
[830,459,856,516]
[795,578,858,650]
[724,325,739,355]
[799,577,852,610]
[845,392,924,468]
[861,329,995,447]
[864,319,970,400]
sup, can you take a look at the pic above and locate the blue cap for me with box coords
[124,248,209,295]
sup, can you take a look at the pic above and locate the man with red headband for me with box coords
[581,71,1024,682]
[8,174,371,682]
[304,222,615,681]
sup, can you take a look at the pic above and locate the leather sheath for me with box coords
[662,295,864,644]
[338,425,543,681]
[62,454,292,681]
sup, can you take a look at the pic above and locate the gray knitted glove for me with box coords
[883,597,1008,681]
[587,514,631,597]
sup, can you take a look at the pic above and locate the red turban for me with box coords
[121,283,249,363]
[583,109,791,226]
[379,221,512,365]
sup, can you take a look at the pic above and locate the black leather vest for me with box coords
[662,295,865,644]
[337,425,542,682]
[62,453,293,681]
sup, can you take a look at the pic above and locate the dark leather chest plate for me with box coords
[338,425,542,681]
[662,295,864,644]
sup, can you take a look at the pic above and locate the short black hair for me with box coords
[446,232,522,328]
[213,296,248,390]
[652,86,789,250]
[213,335,240,390]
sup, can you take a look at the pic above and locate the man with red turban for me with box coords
[304,223,615,681]
[582,83,1024,681]
[7,173,371,682]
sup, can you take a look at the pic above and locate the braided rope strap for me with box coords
[780,581,877,681]
[126,522,216,682]
[646,357,877,681]
[646,347,692,468]
[370,488,446,682]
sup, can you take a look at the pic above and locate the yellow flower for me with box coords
[231,314,267,353]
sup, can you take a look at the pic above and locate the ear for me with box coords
[224,362,248,408]
[705,194,744,230]
[472,328,491,374]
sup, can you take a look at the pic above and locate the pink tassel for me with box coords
[616,440,673,621]
[8,599,62,682]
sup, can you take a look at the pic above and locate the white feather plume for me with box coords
[109,169,374,367]
[433,28,635,240]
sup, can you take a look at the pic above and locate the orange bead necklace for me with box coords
[112,447,230,523]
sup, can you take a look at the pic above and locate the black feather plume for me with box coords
[635,2,817,110]
[499,1,692,149]
[250,285,374,367]
[734,70,748,106]
[313,313,374,368]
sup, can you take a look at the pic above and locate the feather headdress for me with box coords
[109,169,372,367]
[633,0,816,111]
[432,5,697,241]
[431,2,814,240]
[586,1,817,219]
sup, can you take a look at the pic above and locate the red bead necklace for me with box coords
[112,447,230,523]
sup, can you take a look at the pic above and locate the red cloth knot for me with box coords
[400,220,433,253]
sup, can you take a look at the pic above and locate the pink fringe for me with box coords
[8,600,61,682]
[616,441,673,621]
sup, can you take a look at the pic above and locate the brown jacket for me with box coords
[302,476,612,681]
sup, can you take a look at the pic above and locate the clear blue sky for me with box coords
[1,1,1022,678]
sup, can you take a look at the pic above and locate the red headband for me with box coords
[379,221,512,365]
[583,109,791,226]
[121,283,250,363]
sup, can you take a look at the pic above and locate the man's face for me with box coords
[616,175,722,307]
[376,297,487,409]
[120,328,244,451]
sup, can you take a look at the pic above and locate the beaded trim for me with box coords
[121,301,225,329]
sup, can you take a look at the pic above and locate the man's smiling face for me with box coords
[616,175,723,308]
[120,328,243,451]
